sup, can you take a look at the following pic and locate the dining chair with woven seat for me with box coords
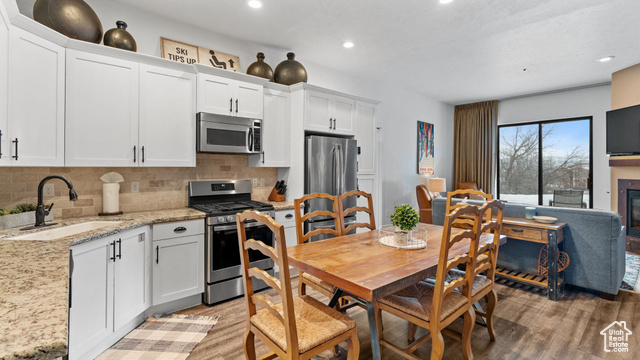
[237,210,360,360]
[374,204,483,360]
[293,193,344,301]
[337,190,376,235]
[446,189,492,229]
[409,199,505,343]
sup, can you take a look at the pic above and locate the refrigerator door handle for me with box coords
[337,143,345,195]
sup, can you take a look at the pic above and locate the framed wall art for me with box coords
[418,121,434,175]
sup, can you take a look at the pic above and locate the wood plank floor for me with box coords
[178,278,640,359]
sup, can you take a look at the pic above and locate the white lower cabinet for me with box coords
[152,220,205,305]
[275,209,297,247]
[69,226,150,360]
[357,175,378,233]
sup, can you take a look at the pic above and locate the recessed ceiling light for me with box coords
[599,56,615,62]
[248,0,262,9]
[343,41,354,49]
[440,0,454,4]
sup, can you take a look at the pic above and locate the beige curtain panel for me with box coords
[453,100,498,194]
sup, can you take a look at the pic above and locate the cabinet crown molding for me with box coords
[290,82,380,104]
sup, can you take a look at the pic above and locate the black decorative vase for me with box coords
[33,0,103,44]
[246,52,273,80]
[273,52,308,85]
[104,21,137,52]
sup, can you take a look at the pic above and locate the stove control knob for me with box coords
[226,215,234,223]
[218,216,225,223]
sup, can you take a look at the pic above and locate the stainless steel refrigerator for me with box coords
[305,135,358,241]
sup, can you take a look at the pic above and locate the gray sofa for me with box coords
[432,198,626,296]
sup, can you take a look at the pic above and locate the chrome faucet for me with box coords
[35,175,78,227]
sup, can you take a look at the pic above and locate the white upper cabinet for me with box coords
[197,74,234,115]
[7,27,65,166]
[249,88,290,167]
[65,50,139,167]
[305,91,333,132]
[333,96,355,134]
[235,81,263,119]
[0,8,8,166]
[139,64,196,167]
[66,50,196,167]
[304,89,355,136]
[197,73,263,119]
[355,101,378,174]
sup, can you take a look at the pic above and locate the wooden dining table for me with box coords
[287,223,503,360]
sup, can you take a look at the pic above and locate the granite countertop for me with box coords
[261,200,300,211]
[0,208,205,360]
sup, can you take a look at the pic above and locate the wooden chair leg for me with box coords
[430,327,445,360]
[375,304,383,341]
[243,329,256,360]
[462,307,476,360]
[408,323,417,342]
[346,329,360,360]
[333,344,340,357]
[486,289,498,341]
[299,279,306,296]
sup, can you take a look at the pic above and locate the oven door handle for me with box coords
[214,222,264,231]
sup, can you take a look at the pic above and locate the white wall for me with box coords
[14,0,455,222]
[497,85,611,210]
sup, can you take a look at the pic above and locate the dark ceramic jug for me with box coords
[104,21,137,52]
[246,52,273,80]
[33,0,103,44]
[273,52,308,85]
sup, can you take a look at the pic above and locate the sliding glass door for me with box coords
[498,117,592,208]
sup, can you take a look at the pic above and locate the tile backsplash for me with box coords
[0,154,277,219]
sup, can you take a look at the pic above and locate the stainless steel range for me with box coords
[188,180,275,305]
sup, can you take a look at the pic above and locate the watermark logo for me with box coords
[600,321,632,353]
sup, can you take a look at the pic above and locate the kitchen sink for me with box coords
[6,221,123,241]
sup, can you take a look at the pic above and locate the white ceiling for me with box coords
[113,0,640,105]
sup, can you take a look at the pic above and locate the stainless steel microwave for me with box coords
[197,113,261,154]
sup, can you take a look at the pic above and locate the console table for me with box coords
[497,217,567,300]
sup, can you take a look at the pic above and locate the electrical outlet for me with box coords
[131,181,139,193]
[253,178,258,186]
[260,178,265,187]
[43,183,54,197]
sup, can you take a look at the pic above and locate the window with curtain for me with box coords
[497,117,593,207]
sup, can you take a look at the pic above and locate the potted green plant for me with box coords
[390,204,420,245]
[0,203,53,229]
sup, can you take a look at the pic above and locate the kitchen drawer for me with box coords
[502,225,544,242]
[275,209,296,227]
[153,219,205,241]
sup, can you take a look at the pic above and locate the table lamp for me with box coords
[428,177,446,198]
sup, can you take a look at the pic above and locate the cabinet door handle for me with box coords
[0,130,3,159]
[133,145,137,163]
[261,151,265,164]
[141,146,145,163]
[116,238,122,259]
[110,241,116,262]
[11,138,18,160]
[156,245,159,264]
[236,99,239,113]
[230,98,233,112]
[285,214,293,219]
[511,228,524,233]
[174,226,187,233]
[333,118,336,129]
[329,118,333,129]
